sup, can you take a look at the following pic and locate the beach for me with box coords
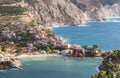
[17,54,60,58]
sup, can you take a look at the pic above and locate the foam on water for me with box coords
[78,24,89,27]
[59,36,69,42]
[0,70,7,72]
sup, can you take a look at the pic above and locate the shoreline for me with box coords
[17,54,60,58]
[96,60,103,72]
[48,17,120,29]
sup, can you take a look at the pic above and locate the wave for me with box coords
[78,24,89,27]
[52,25,69,28]
[49,25,69,30]
[88,20,120,23]
[0,70,7,72]
[48,26,62,30]
[59,36,69,42]
[106,17,120,22]
[106,20,120,22]
[52,25,61,28]
[107,16,120,19]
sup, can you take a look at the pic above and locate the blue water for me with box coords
[51,18,120,50]
[0,56,101,78]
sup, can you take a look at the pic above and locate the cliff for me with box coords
[23,0,120,26]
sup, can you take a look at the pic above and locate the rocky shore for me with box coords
[0,52,22,70]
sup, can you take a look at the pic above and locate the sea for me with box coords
[0,56,101,78]
[0,17,120,78]
[51,17,120,50]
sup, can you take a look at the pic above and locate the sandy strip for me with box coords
[17,54,60,58]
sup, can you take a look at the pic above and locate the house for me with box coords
[72,49,84,57]
[39,50,47,55]
[47,42,56,46]
[84,46,100,57]
[60,50,69,56]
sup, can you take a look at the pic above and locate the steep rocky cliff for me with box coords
[23,0,120,26]
[24,0,88,26]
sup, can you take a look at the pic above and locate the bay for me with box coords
[0,56,101,78]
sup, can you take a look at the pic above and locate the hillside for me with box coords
[91,50,120,78]
[22,0,120,26]
[1,0,120,26]
[0,0,72,70]
[0,0,69,57]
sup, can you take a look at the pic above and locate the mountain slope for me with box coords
[24,0,88,26]
[24,0,120,26]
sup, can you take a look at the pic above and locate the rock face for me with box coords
[25,0,88,26]
[24,0,120,26]
[0,61,12,70]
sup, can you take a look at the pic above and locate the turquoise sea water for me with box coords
[51,17,120,50]
[0,56,101,78]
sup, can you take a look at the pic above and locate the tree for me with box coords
[46,46,52,53]
[91,74,98,78]
[82,45,88,49]
[16,46,23,54]
[98,70,106,78]
[1,44,9,52]
[0,47,2,53]
[98,48,102,53]
[93,44,99,49]
[108,70,115,78]
[115,64,120,71]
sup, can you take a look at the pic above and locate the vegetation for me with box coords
[1,44,9,52]
[82,45,88,49]
[24,0,37,6]
[93,45,99,49]
[0,0,21,4]
[91,50,120,78]
[0,5,26,15]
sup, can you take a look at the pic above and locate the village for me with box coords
[0,0,103,68]
[0,20,104,70]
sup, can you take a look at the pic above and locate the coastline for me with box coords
[17,54,60,58]
[48,21,88,29]
[48,17,120,29]
[96,60,103,72]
